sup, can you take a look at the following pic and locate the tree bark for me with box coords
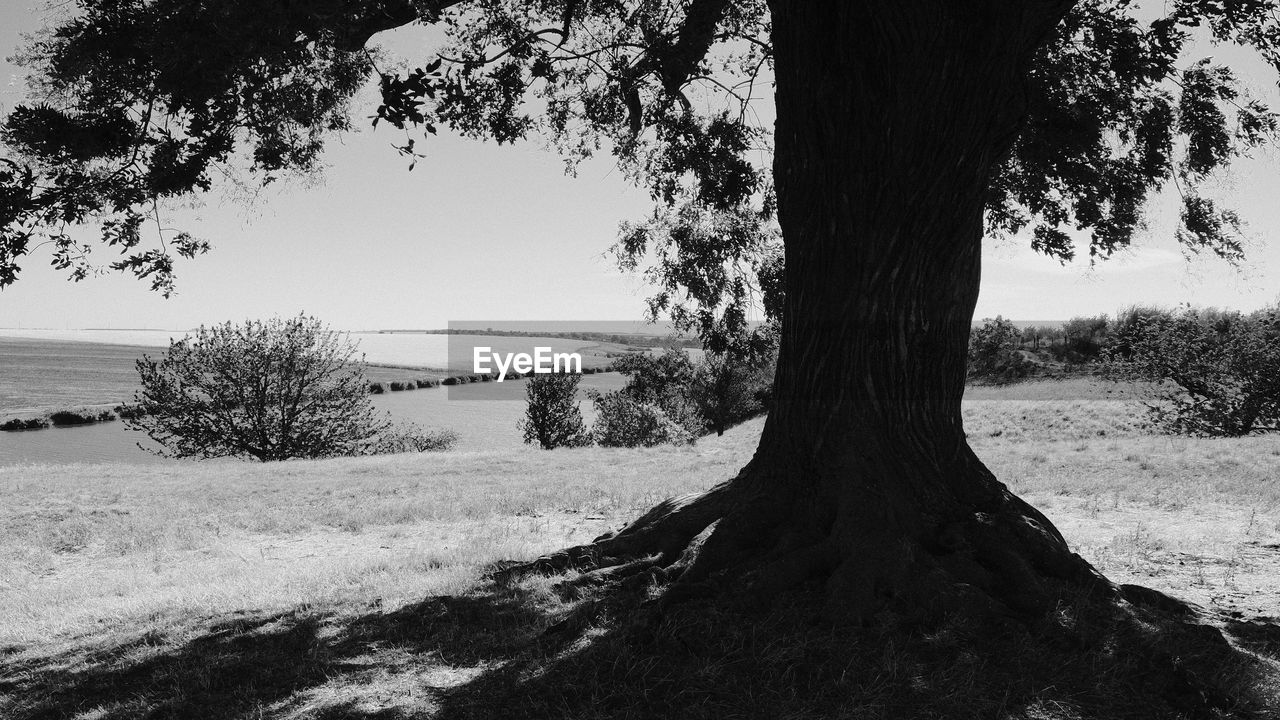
[508,0,1105,622]
[730,0,1094,615]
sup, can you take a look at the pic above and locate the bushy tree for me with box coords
[593,343,774,445]
[1054,314,1110,362]
[519,373,590,449]
[608,348,705,435]
[690,352,772,436]
[128,315,451,460]
[588,389,694,448]
[1106,306,1280,436]
[968,316,1031,381]
[1106,305,1175,359]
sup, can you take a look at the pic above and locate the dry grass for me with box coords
[2,378,1279,718]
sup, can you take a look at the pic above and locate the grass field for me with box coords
[2,378,1279,718]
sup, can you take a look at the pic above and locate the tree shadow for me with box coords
[0,578,568,720]
[3,575,1278,720]
[429,585,1280,720]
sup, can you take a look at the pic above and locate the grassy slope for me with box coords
[3,380,1280,718]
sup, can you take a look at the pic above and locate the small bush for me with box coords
[520,373,591,449]
[1,417,49,431]
[114,404,146,420]
[96,410,116,422]
[590,390,694,447]
[442,377,462,386]
[366,424,458,454]
[50,410,96,426]
[969,317,1032,381]
[389,381,409,391]
[369,382,387,394]
[415,379,437,389]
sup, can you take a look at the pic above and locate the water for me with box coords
[0,374,627,467]
[0,329,455,367]
[0,328,635,466]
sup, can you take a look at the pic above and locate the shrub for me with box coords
[1104,305,1280,436]
[1105,305,1174,360]
[96,410,116,422]
[1059,315,1110,362]
[968,317,1032,381]
[1,417,49,431]
[50,410,96,426]
[389,381,408,391]
[589,390,693,447]
[610,348,705,434]
[691,351,774,436]
[442,376,462,386]
[520,373,591,449]
[366,424,458,454]
[114,404,146,419]
[415,379,437,388]
[127,314,429,461]
[369,382,387,394]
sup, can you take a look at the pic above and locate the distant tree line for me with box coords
[968,312,1129,381]
[970,305,1280,437]
[382,328,701,349]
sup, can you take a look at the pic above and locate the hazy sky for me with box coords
[3,3,1280,331]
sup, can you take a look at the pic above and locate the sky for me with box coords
[3,3,1280,331]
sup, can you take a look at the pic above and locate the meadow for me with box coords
[2,377,1278,718]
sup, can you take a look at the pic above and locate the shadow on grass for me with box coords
[2,575,1278,720]
[0,583,560,720]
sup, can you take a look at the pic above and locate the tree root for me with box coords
[493,464,1120,632]
[492,479,738,584]
[482,461,1275,717]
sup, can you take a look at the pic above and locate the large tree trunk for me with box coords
[507,0,1105,622]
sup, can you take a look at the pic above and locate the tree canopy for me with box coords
[2,0,1277,328]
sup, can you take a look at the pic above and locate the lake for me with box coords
[0,373,627,466]
[0,331,629,466]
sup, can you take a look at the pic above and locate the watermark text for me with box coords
[473,346,582,381]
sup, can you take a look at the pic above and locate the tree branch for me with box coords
[329,0,460,51]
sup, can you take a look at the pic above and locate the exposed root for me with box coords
[496,448,1140,636]
[493,479,738,584]
[479,457,1276,717]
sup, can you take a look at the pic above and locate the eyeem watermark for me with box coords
[473,346,582,381]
